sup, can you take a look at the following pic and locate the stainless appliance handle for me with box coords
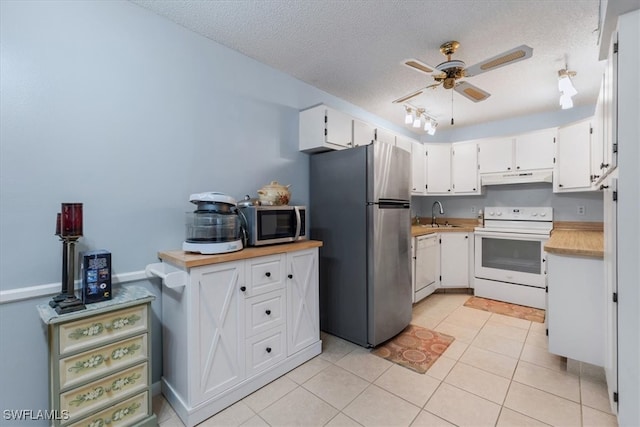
[294,206,302,239]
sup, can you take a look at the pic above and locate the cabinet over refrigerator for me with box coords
[310,142,412,347]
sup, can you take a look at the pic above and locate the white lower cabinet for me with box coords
[547,253,604,366]
[160,248,321,427]
[413,232,471,303]
[439,233,471,288]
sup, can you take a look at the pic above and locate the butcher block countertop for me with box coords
[411,218,477,237]
[159,240,323,269]
[544,225,604,258]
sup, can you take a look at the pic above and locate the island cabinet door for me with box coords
[190,261,246,405]
[286,249,320,356]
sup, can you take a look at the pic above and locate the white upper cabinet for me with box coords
[425,143,452,194]
[478,137,514,173]
[554,118,593,192]
[451,141,480,194]
[299,105,353,153]
[514,128,556,171]
[352,119,375,147]
[411,141,426,195]
[478,130,555,174]
[395,135,413,153]
[376,128,396,145]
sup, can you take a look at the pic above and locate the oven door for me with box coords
[474,231,547,288]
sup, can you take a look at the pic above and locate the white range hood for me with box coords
[480,169,553,186]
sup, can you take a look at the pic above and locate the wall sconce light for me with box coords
[558,68,577,109]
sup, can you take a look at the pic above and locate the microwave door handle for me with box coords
[294,206,302,239]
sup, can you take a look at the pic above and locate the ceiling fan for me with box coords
[393,41,533,104]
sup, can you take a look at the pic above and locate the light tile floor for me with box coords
[153,293,618,427]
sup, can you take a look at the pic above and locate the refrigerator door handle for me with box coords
[377,201,411,209]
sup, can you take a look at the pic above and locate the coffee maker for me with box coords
[182,192,243,254]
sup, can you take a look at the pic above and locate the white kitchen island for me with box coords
[149,241,323,427]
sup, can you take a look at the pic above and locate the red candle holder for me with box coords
[61,203,83,237]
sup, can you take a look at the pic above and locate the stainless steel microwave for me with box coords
[239,205,307,246]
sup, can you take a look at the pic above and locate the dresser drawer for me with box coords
[60,362,148,423]
[246,326,285,376]
[245,289,285,337]
[59,305,148,356]
[67,390,149,427]
[246,255,284,296]
[59,334,148,390]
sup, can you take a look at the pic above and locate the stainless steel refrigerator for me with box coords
[310,141,412,347]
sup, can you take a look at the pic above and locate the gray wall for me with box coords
[0,1,411,423]
[413,183,604,222]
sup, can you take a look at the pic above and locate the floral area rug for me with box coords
[464,296,545,323]
[371,324,454,374]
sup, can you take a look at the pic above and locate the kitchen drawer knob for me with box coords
[265,272,271,277]
[288,274,293,279]
[240,286,246,292]
[266,347,272,353]
[265,309,271,315]
[516,166,520,170]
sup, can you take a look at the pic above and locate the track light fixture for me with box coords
[558,68,577,109]
[404,106,413,125]
[403,105,437,135]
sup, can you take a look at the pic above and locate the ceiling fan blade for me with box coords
[392,89,424,104]
[403,58,441,75]
[454,81,491,102]
[464,45,533,77]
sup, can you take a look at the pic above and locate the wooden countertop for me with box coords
[544,230,604,258]
[411,218,477,237]
[411,224,476,237]
[159,240,323,269]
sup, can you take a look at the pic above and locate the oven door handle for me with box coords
[474,231,549,241]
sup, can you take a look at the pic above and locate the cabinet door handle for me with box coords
[265,309,271,315]
[240,286,246,292]
[600,185,609,190]
[265,272,271,277]
[288,274,293,279]
[507,167,511,170]
[266,347,272,353]
[559,184,564,188]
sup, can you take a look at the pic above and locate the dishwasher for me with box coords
[414,234,439,303]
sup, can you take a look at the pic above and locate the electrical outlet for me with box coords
[471,206,477,214]
[577,206,586,215]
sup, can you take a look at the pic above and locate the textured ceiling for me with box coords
[131,0,605,133]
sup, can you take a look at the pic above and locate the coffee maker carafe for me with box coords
[182,192,243,254]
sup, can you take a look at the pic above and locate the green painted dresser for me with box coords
[38,286,156,427]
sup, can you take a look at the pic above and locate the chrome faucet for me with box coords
[431,201,444,226]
